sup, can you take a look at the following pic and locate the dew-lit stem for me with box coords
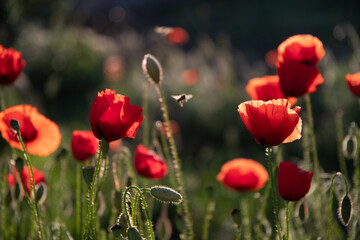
[286,201,291,240]
[304,94,320,184]
[15,130,44,240]
[75,163,82,240]
[266,147,282,240]
[123,186,155,240]
[155,84,194,239]
[84,139,106,239]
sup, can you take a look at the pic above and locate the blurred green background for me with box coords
[1,0,360,239]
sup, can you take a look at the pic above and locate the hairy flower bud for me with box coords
[150,186,182,203]
[142,54,163,84]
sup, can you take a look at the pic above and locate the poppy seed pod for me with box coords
[142,54,163,84]
[277,162,313,201]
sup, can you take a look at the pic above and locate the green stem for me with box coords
[0,86,6,111]
[304,94,321,184]
[286,201,290,240]
[83,139,106,239]
[16,131,44,240]
[266,147,282,240]
[121,148,137,186]
[335,111,349,178]
[123,186,155,240]
[1,163,8,239]
[155,84,194,239]
[235,226,241,240]
[76,163,82,240]
[142,82,150,147]
[201,200,216,240]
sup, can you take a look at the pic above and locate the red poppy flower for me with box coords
[0,105,61,156]
[90,89,144,142]
[217,158,268,191]
[165,27,189,45]
[245,75,297,105]
[134,144,168,179]
[345,72,360,97]
[238,99,302,146]
[181,69,199,86]
[276,34,325,97]
[71,130,99,162]
[7,165,46,195]
[265,49,278,68]
[0,45,26,85]
[277,162,313,201]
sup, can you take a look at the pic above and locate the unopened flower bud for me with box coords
[231,208,241,226]
[150,186,182,203]
[35,183,48,205]
[338,194,353,226]
[142,54,163,84]
[10,119,20,132]
[82,166,95,186]
[127,227,143,240]
[15,157,24,173]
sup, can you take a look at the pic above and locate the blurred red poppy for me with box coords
[265,49,278,68]
[238,99,302,146]
[7,165,46,195]
[134,144,168,180]
[90,89,143,142]
[181,69,199,86]
[345,72,360,97]
[276,34,325,97]
[277,162,313,201]
[0,105,61,156]
[103,55,125,82]
[0,45,26,85]
[217,158,268,191]
[156,27,189,45]
[71,130,99,162]
[245,75,297,105]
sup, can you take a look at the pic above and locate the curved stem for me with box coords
[123,186,156,240]
[201,200,216,240]
[155,84,194,239]
[16,131,44,240]
[266,147,282,240]
[327,172,349,240]
[122,190,134,227]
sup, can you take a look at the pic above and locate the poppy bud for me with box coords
[142,54,163,84]
[150,186,182,203]
[15,157,24,173]
[10,119,20,132]
[338,194,353,226]
[82,166,95,186]
[231,208,241,226]
[277,162,313,201]
[127,227,143,240]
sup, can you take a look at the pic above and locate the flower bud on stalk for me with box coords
[142,54,163,84]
